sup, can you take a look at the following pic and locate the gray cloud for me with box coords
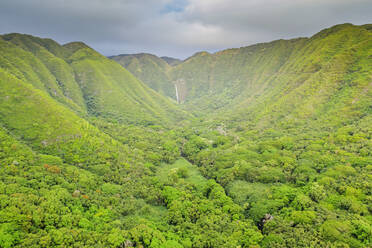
[0,0,371,58]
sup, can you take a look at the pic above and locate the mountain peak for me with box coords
[62,41,92,53]
[192,51,210,57]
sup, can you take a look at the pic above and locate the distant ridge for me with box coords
[110,53,176,99]
[161,56,182,66]
[110,23,372,117]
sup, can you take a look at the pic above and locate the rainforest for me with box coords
[0,22,371,248]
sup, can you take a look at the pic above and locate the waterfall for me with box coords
[175,84,179,103]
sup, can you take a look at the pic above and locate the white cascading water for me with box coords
[175,84,179,103]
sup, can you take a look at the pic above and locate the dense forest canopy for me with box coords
[0,23,371,247]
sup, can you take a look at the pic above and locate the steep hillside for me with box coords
[110,53,176,99]
[230,23,372,131]
[171,24,371,115]
[0,34,186,125]
[0,34,86,114]
[112,24,371,118]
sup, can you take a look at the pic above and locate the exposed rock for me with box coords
[124,240,133,247]
[72,190,81,197]
[258,213,274,230]
[263,213,274,223]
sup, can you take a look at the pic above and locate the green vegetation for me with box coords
[111,24,371,118]
[0,23,371,247]
[0,34,186,125]
[156,159,207,189]
[110,53,177,99]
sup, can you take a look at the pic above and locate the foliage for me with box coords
[0,23,371,247]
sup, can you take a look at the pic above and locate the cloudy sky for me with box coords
[0,0,371,58]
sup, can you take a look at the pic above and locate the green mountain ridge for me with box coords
[111,23,371,118]
[109,53,176,99]
[0,23,371,247]
[1,33,187,125]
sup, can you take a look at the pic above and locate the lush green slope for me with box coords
[0,78,260,246]
[229,23,372,128]
[110,53,176,99]
[0,23,371,248]
[112,24,371,118]
[174,24,372,247]
[109,23,372,247]
[1,34,186,125]
[0,33,261,247]
[0,34,86,114]
[170,24,371,115]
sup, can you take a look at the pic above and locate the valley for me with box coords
[0,23,371,248]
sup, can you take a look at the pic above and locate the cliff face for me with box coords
[174,78,188,103]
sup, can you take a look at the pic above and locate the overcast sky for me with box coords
[0,0,371,59]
